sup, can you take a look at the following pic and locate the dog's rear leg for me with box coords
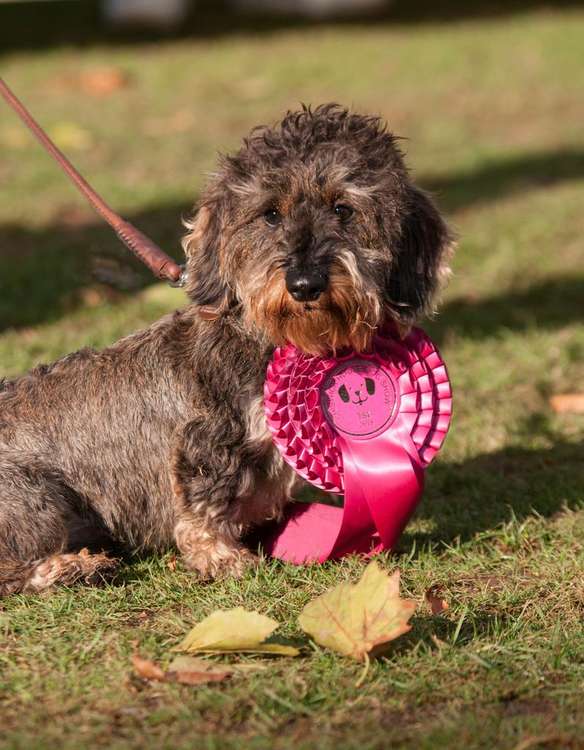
[0,550,117,596]
[0,461,117,597]
[21,549,118,593]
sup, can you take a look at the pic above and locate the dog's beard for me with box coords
[246,258,382,355]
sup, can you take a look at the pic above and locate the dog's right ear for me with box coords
[182,202,233,314]
[384,185,453,327]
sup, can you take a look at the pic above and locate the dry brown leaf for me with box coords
[177,607,299,656]
[549,394,584,414]
[132,654,165,682]
[79,67,129,96]
[298,561,416,660]
[166,655,230,685]
[51,68,129,96]
[425,586,449,615]
[132,654,230,686]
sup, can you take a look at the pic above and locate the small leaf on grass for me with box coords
[79,67,130,96]
[425,586,449,615]
[549,394,584,414]
[298,561,416,660]
[132,654,165,682]
[132,654,230,686]
[50,122,93,151]
[177,607,299,656]
[166,655,230,685]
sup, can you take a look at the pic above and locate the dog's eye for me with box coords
[264,208,282,227]
[334,204,353,222]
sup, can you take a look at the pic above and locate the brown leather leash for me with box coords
[0,76,186,287]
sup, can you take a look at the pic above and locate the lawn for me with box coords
[0,4,583,749]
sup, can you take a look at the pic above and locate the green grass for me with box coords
[1,5,583,749]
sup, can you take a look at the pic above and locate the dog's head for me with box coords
[183,104,453,354]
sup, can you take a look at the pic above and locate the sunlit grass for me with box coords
[0,5,583,749]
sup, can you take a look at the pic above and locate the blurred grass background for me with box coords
[0,2,583,749]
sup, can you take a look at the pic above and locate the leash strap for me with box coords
[0,76,185,286]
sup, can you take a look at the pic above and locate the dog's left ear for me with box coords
[182,202,235,315]
[385,186,453,325]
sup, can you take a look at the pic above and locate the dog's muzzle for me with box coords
[285,267,329,302]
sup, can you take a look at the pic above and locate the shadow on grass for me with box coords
[1,0,583,55]
[41,442,582,610]
[428,275,584,342]
[421,147,584,213]
[280,438,583,563]
[0,202,188,333]
[1,144,583,332]
[391,611,501,655]
[405,439,584,549]
[2,220,583,339]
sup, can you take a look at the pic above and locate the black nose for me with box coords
[285,268,328,302]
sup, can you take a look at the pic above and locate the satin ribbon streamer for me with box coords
[262,327,452,564]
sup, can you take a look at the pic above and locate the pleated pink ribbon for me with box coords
[262,327,452,564]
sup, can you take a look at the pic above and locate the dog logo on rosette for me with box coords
[321,359,399,439]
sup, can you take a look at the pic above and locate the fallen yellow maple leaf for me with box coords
[298,561,416,660]
[177,607,299,656]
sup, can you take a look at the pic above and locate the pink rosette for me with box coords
[262,327,452,564]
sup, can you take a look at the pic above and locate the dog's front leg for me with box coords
[171,413,259,580]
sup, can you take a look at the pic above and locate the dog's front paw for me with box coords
[181,542,258,581]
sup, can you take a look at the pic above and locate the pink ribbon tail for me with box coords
[262,423,423,563]
[339,426,424,553]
